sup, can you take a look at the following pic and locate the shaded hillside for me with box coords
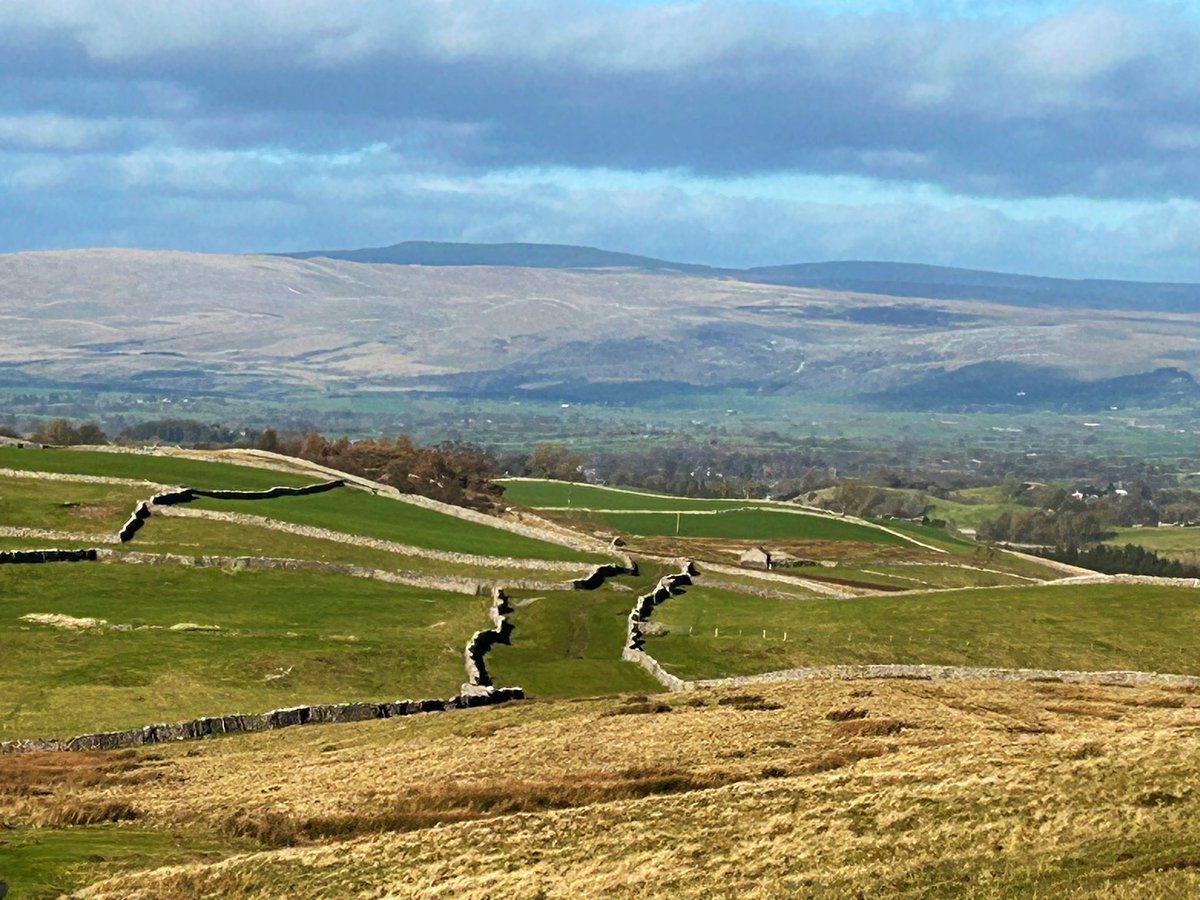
[868,363,1200,411]
[743,260,1200,312]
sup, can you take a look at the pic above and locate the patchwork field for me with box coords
[6,462,1200,897]
[1105,525,1200,564]
[499,478,771,511]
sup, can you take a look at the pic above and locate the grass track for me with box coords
[649,582,1200,681]
[489,566,670,696]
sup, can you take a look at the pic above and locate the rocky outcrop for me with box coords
[621,561,697,691]
[0,688,525,755]
[462,588,517,694]
[0,548,97,564]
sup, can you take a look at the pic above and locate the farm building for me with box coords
[739,546,772,569]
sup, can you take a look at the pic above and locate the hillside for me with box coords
[7,457,1200,895]
[10,679,1200,897]
[282,240,1200,312]
[4,248,1200,408]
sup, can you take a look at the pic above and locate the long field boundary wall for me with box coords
[688,664,1200,691]
[621,560,697,691]
[0,688,525,755]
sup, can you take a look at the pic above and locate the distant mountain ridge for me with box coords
[280,240,720,276]
[277,241,1200,312]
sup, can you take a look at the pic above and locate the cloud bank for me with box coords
[3,1,1198,278]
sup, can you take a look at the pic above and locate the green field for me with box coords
[126,516,585,583]
[582,508,905,544]
[0,475,147,535]
[0,447,316,490]
[499,478,767,511]
[1105,526,1200,563]
[649,582,1200,681]
[188,489,602,562]
[490,570,666,696]
[0,564,489,738]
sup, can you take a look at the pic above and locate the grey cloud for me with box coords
[1,2,1199,199]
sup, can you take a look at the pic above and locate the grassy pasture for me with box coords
[127,516,587,583]
[0,447,317,490]
[0,563,488,738]
[648,582,1200,681]
[489,567,669,697]
[1105,526,1200,563]
[582,507,905,544]
[188,489,601,563]
[499,478,765,511]
[0,475,147,535]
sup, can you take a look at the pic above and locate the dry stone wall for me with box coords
[156,505,601,572]
[688,664,1200,691]
[0,688,525,755]
[0,548,97,565]
[621,561,697,691]
[462,588,517,694]
[98,549,578,595]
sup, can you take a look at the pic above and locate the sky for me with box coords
[3,0,1200,280]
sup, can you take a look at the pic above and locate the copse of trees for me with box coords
[1041,543,1200,579]
[30,419,107,446]
[289,431,502,511]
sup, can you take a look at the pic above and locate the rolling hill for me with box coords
[4,247,1200,410]
[7,452,1200,896]
[281,240,1200,312]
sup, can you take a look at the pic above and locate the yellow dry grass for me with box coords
[9,678,1200,898]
